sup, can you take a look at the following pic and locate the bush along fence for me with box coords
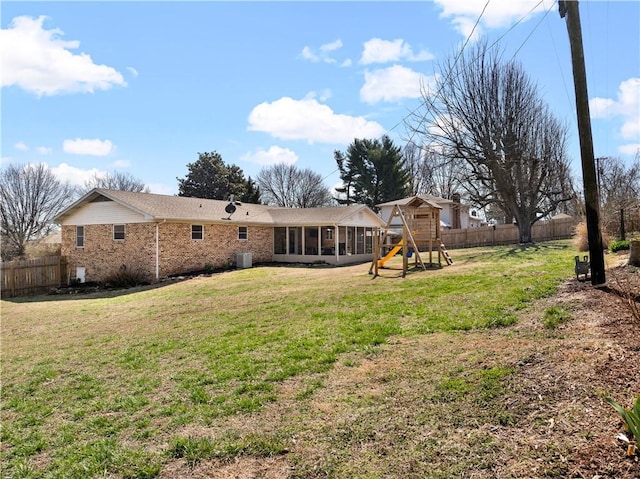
[1,256,68,298]
[441,216,577,249]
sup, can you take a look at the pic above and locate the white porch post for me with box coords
[334,224,339,263]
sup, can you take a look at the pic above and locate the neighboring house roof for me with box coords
[40,230,62,244]
[551,213,573,220]
[54,189,385,227]
[376,195,442,210]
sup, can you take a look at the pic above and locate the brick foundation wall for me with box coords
[61,222,274,283]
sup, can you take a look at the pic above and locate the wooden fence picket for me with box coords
[1,256,68,298]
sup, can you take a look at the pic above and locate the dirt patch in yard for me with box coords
[159,256,639,478]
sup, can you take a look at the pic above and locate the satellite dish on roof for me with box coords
[223,194,236,220]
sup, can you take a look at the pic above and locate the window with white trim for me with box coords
[76,226,85,248]
[191,225,203,240]
[238,226,248,240]
[113,224,125,241]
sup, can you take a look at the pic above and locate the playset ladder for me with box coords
[440,243,453,265]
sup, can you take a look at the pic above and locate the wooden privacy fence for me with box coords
[1,256,68,298]
[441,217,577,249]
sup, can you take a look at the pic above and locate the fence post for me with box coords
[60,257,68,286]
[9,262,16,297]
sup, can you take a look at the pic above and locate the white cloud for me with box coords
[126,66,139,77]
[618,144,640,156]
[305,89,332,102]
[360,38,434,65]
[63,138,114,156]
[111,159,131,168]
[300,46,319,62]
[0,157,13,165]
[147,183,177,196]
[0,15,126,96]
[427,114,466,141]
[50,162,104,186]
[14,141,29,151]
[248,96,385,144]
[589,98,616,116]
[341,59,353,68]
[241,146,299,166]
[300,39,345,64]
[590,77,640,141]
[320,39,343,52]
[433,0,547,39]
[37,146,52,155]
[361,65,436,104]
[318,89,332,102]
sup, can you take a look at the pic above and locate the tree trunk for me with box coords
[518,222,533,244]
[630,240,640,267]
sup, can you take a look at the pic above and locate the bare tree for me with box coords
[404,141,466,199]
[257,163,332,208]
[0,163,75,260]
[596,154,640,237]
[404,142,434,195]
[407,42,576,242]
[82,170,150,193]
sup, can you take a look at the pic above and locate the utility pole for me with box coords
[559,0,606,285]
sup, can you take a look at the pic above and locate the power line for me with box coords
[325,1,492,185]
[582,0,603,154]
[542,0,576,129]
[390,0,547,146]
[397,0,492,148]
[326,0,551,185]
[509,0,555,61]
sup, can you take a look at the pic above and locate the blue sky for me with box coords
[2,1,639,197]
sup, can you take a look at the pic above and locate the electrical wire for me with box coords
[326,0,553,185]
[324,1,492,184]
[397,0,492,148]
[542,0,576,129]
[509,0,555,61]
[394,0,547,146]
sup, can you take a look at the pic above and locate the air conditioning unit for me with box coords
[236,252,252,269]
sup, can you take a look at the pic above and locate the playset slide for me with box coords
[377,240,404,267]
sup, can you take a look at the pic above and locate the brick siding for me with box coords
[61,222,274,283]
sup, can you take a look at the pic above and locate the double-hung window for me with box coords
[238,226,248,240]
[192,225,203,240]
[76,226,85,248]
[113,224,125,241]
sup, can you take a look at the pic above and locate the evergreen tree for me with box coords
[240,176,262,204]
[177,151,256,202]
[334,136,410,210]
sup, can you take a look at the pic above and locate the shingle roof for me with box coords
[269,204,379,225]
[376,195,442,209]
[54,189,385,227]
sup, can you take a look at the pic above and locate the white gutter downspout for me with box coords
[155,223,160,280]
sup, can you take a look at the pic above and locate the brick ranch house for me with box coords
[54,189,386,283]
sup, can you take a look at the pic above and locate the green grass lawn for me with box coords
[1,241,577,478]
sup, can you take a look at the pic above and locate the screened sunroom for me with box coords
[269,205,385,265]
